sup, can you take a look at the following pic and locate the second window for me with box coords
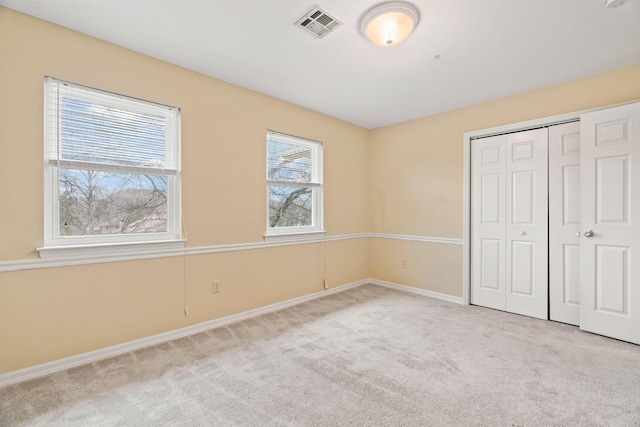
[266,130,323,236]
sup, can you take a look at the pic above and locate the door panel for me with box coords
[512,171,534,224]
[549,122,580,325]
[595,245,628,315]
[481,174,502,223]
[511,241,534,296]
[480,239,501,290]
[596,156,629,224]
[505,128,548,320]
[562,244,580,306]
[549,122,581,325]
[562,132,580,155]
[512,141,534,161]
[471,135,506,311]
[596,119,629,146]
[563,165,580,225]
[580,102,640,345]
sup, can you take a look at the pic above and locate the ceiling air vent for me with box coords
[296,6,343,39]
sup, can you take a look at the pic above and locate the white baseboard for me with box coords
[0,279,368,388]
[0,277,462,388]
[369,279,464,305]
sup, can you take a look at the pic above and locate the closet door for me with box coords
[549,122,581,326]
[471,135,507,311]
[504,129,548,320]
[580,102,640,345]
[471,129,548,319]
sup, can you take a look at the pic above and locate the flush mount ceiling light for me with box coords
[359,1,420,47]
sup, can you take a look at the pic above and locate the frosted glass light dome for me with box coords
[360,2,420,47]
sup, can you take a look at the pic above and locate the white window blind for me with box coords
[43,77,181,249]
[45,79,179,175]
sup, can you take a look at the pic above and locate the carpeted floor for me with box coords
[1,284,640,426]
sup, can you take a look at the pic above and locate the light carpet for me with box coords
[1,284,640,426]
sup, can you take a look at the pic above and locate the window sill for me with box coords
[37,240,187,262]
[263,231,326,242]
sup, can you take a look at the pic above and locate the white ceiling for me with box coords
[2,0,639,129]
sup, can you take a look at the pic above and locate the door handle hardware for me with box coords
[583,230,594,238]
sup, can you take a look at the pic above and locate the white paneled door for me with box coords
[549,122,581,326]
[471,129,548,319]
[579,102,640,345]
[505,129,548,319]
[471,135,507,311]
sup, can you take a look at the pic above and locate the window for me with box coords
[266,131,323,238]
[42,77,181,251]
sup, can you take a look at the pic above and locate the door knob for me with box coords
[583,230,594,238]
[520,231,526,236]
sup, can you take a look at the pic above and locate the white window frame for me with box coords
[265,131,324,240]
[40,77,183,257]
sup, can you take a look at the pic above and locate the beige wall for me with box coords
[0,8,370,373]
[1,6,639,375]
[369,63,640,297]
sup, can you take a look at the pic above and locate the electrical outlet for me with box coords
[212,280,221,294]
[402,260,409,269]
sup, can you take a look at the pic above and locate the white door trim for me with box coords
[462,101,639,306]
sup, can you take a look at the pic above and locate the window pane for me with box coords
[267,140,312,183]
[59,168,167,236]
[268,185,313,227]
